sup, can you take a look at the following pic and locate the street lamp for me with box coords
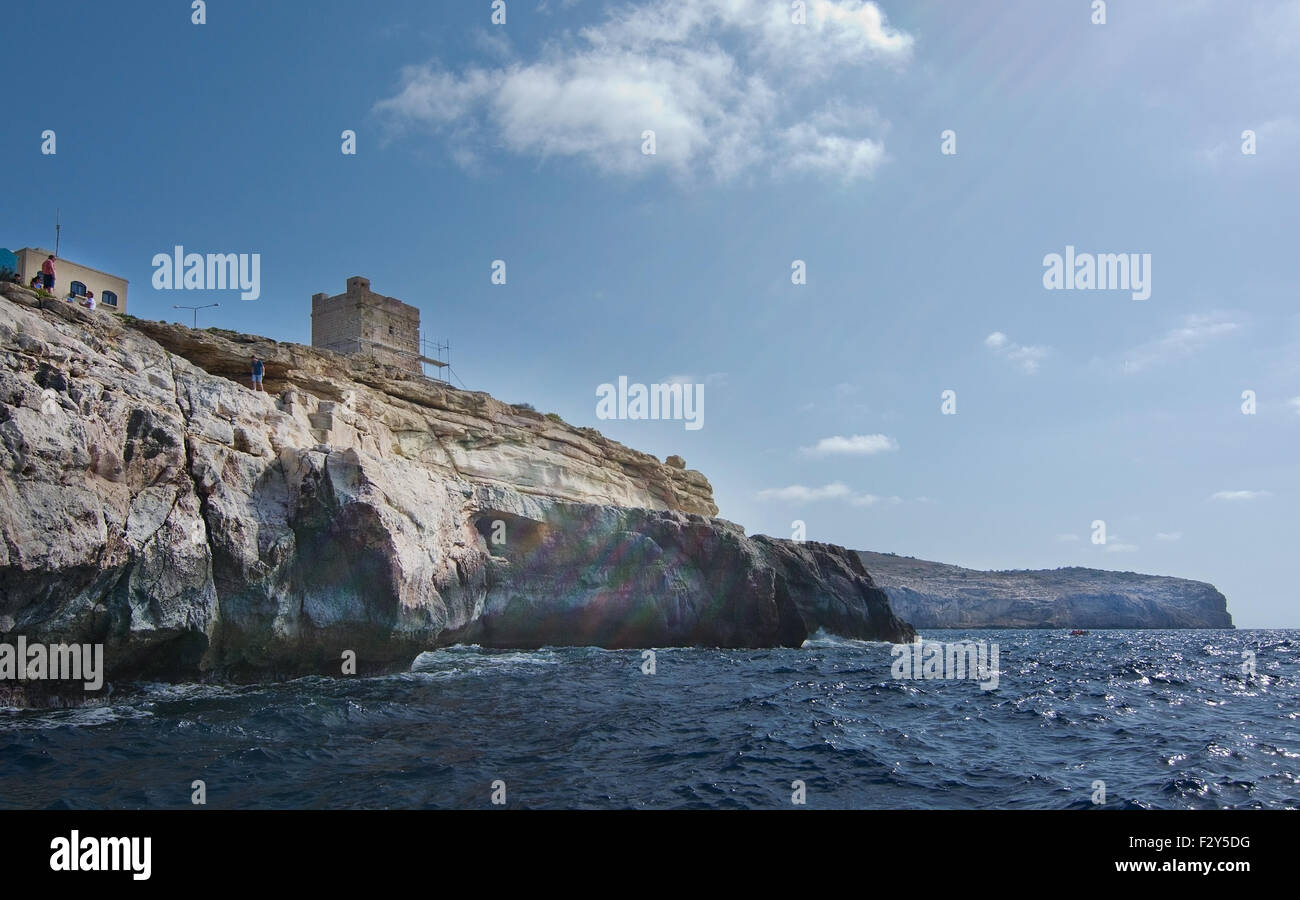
[174,302,219,328]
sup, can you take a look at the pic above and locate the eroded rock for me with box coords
[0,282,915,687]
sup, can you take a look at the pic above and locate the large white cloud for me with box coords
[374,0,911,180]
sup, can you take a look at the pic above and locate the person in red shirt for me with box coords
[40,255,56,292]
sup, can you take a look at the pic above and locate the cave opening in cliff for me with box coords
[474,513,547,559]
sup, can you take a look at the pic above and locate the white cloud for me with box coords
[375,65,499,125]
[779,122,886,180]
[1210,490,1272,502]
[1155,531,1183,542]
[1288,396,1300,414]
[1120,313,1241,374]
[756,482,899,506]
[1056,533,1081,542]
[757,482,852,502]
[374,0,911,181]
[801,433,898,456]
[985,331,1049,374]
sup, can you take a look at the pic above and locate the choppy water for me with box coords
[1,629,1296,809]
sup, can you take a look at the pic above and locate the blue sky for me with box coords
[4,0,1297,626]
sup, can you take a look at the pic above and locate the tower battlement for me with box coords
[310,276,422,373]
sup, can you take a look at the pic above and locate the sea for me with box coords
[1,629,1296,809]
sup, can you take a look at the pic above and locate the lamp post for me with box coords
[174,302,219,328]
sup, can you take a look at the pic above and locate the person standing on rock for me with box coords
[40,255,56,293]
[251,355,265,392]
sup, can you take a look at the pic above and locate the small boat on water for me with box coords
[1070,629,1089,636]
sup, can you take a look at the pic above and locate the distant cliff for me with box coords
[857,551,1233,629]
[0,282,913,697]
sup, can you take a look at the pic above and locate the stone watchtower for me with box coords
[311,276,436,374]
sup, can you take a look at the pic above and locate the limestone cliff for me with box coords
[0,284,914,693]
[857,551,1234,629]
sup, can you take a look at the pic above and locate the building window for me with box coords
[70,281,87,297]
[102,290,118,307]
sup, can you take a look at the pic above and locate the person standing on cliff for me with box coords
[40,255,56,293]
[251,355,265,392]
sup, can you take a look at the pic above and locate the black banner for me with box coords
[8,809,1285,886]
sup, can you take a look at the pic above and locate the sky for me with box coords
[3,0,1297,627]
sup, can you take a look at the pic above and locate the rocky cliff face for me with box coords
[857,551,1233,629]
[0,284,913,695]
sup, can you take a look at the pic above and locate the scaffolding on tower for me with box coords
[420,337,450,383]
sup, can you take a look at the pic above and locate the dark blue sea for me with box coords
[1,630,1296,809]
